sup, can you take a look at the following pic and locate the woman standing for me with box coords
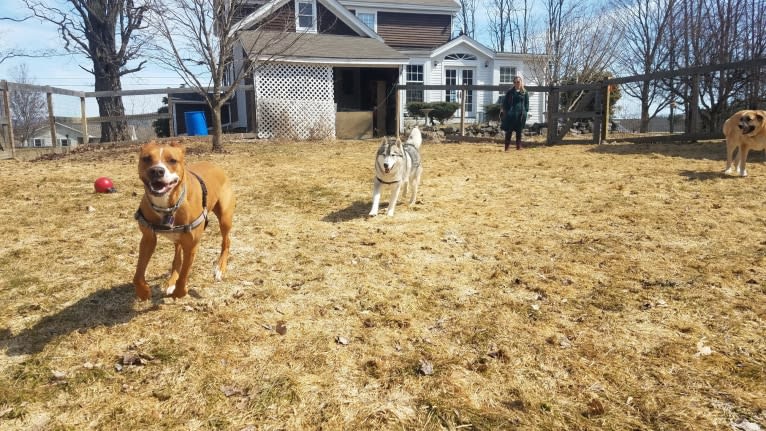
[500,76,530,151]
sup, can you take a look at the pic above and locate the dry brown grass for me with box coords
[0,136,764,430]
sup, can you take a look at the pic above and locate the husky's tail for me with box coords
[406,126,422,149]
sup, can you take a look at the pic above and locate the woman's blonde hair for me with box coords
[513,76,526,93]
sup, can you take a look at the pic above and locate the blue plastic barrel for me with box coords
[184,111,208,136]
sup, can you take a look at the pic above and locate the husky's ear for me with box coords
[395,137,404,147]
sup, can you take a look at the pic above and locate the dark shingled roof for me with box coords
[339,0,460,9]
[239,31,408,64]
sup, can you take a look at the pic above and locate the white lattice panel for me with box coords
[255,64,335,140]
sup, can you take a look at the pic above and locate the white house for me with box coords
[228,0,546,138]
[23,122,93,148]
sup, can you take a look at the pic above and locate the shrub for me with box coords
[429,102,459,124]
[484,103,502,123]
[406,102,429,118]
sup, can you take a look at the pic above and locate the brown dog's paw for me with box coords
[167,284,188,299]
[134,284,152,301]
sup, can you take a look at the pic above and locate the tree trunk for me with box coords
[211,99,224,152]
[639,80,651,133]
[94,65,128,143]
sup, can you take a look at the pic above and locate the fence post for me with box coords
[600,84,612,143]
[593,86,602,145]
[168,95,176,137]
[688,74,700,134]
[2,80,16,157]
[395,85,400,138]
[546,86,559,145]
[80,96,88,144]
[459,83,467,136]
[46,87,57,149]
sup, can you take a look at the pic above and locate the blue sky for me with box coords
[0,0,183,116]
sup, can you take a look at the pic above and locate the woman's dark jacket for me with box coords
[501,88,529,133]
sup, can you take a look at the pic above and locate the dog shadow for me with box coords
[588,141,729,161]
[0,283,146,356]
[679,170,730,181]
[322,200,375,222]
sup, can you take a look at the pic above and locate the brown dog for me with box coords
[133,141,235,300]
[724,109,766,176]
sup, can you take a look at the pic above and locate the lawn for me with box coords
[0,136,764,430]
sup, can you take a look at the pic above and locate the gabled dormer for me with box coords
[339,0,460,49]
[232,0,382,41]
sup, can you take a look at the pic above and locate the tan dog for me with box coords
[133,141,235,300]
[724,109,766,176]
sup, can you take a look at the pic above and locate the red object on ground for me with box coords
[94,177,116,193]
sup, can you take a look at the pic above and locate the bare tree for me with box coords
[0,15,59,64]
[611,0,675,132]
[455,0,479,38]
[486,0,514,52]
[21,0,151,143]
[514,0,531,53]
[147,0,307,151]
[9,64,46,146]
[667,0,764,132]
[528,3,620,91]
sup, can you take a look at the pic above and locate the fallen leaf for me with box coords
[732,419,762,431]
[152,390,171,401]
[418,359,434,376]
[695,338,713,357]
[275,321,287,335]
[221,385,244,397]
[584,398,605,417]
[335,335,349,345]
[122,353,146,366]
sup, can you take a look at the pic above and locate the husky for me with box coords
[369,127,423,217]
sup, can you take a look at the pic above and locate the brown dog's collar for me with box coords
[150,184,186,215]
[135,172,209,233]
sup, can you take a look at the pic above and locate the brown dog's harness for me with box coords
[135,172,208,233]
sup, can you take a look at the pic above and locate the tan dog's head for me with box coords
[738,110,766,136]
[138,141,186,197]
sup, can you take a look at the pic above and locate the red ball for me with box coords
[94,177,116,193]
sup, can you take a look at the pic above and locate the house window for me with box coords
[499,66,518,100]
[500,67,517,85]
[445,69,457,103]
[296,0,316,32]
[357,11,376,31]
[33,138,44,147]
[445,53,477,61]
[405,65,424,104]
[60,138,70,147]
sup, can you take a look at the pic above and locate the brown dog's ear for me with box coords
[139,140,156,152]
[168,140,186,155]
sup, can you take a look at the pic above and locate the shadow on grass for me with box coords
[322,200,375,222]
[679,170,730,181]
[0,283,147,356]
[587,141,732,161]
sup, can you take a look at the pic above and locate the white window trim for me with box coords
[355,8,377,32]
[295,0,317,33]
[499,66,518,85]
